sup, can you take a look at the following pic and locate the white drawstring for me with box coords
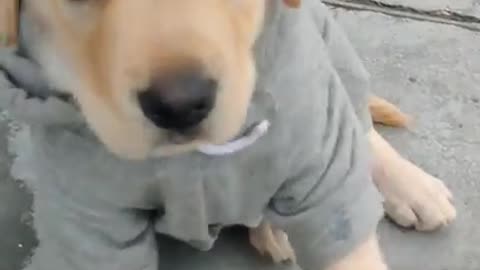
[197,120,270,156]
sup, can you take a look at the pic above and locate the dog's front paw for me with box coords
[374,156,456,231]
[249,222,296,264]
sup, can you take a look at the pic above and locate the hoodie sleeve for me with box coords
[264,2,383,269]
[311,2,373,132]
[265,73,383,269]
[0,47,83,126]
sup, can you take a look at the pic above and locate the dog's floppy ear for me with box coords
[283,0,301,8]
[0,0,20,47]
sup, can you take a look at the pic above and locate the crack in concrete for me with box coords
[323,0,480,31]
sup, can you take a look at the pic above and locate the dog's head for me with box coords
[25,0,300,159]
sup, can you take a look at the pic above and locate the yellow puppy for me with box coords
[9,1,454,270]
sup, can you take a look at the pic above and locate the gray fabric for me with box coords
[311,4,373,131]
[0,1,383,270]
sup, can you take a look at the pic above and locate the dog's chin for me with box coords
[149,135,225,158]
[150,132,203,157]
[150,141,201,157]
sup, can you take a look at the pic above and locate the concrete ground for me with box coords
[1,1,479,270]
[335,8,480,270]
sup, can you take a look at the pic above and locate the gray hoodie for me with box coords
[0,1,382,270]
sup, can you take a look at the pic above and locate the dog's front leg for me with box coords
[249,226,387,270]
[326,233,387,270]
[369,128,456,231]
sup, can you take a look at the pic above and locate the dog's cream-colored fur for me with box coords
[0,0,19,46]
[25,0,265,159]
[18,1,456,269]
[326,234,387,270]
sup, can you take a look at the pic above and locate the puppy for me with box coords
[0,0,454,270]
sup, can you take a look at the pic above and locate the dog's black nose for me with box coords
[138,72,217,131]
